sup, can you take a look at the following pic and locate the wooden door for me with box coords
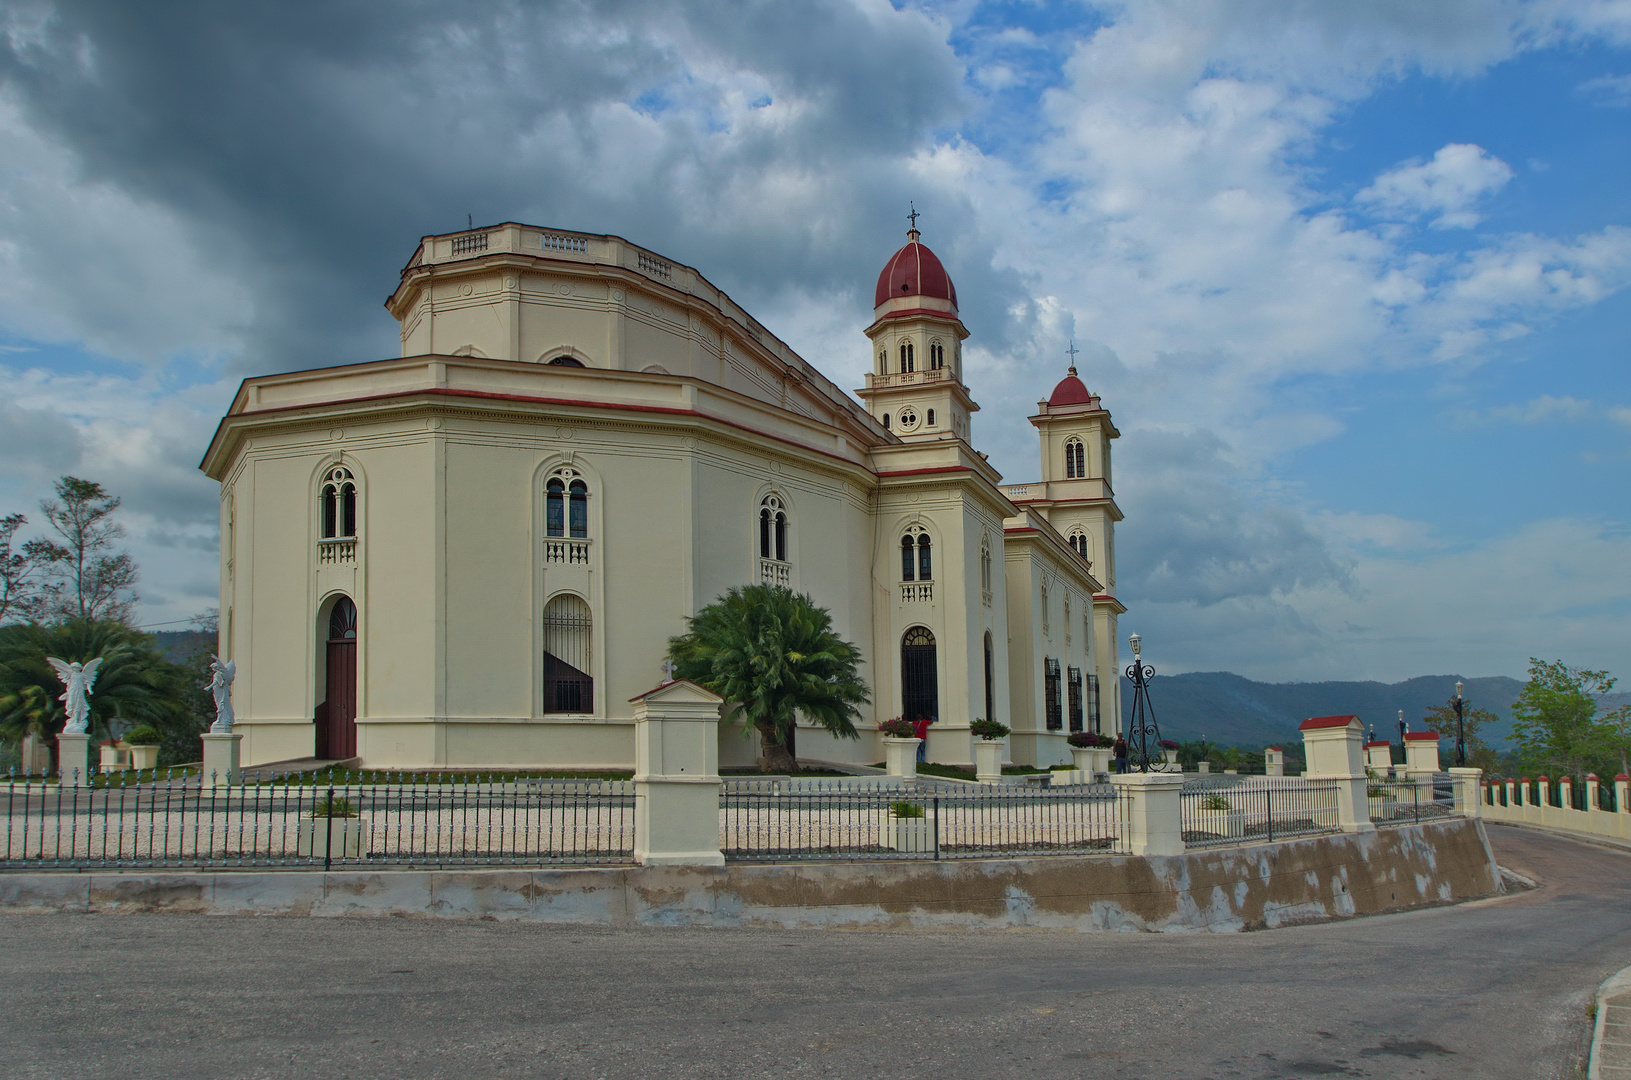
[324,639,357,759]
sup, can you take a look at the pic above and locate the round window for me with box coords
[897,408,920,431]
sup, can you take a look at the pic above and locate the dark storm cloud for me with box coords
[0,0,1030,372]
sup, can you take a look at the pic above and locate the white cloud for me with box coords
[1577,72,1631,105]
[1609,405,1631,428]
[1357,143,1514,229]
[1456,394,1595,427]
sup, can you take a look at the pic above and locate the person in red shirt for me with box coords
[911,715,931,762]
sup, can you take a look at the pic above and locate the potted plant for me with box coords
[98,738,131,771]
[885,799,934,852]
[877,717,920,780]
[1067,732,1114,778]
[969,718,1009,782]
[1159,738,1180,770]
[1193,791,1246,839]
[123,725,163,771]
[297,793,367,859]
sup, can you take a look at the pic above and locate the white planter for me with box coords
[887,815,935,852]
[128,745,159,770]
[1368,796,1398,822]
[297,818,367,859]
[1070,747,1111,779]
[98,744,131,770]
[973,740,1004,782]
[1162,748,1180,771]
[1192,807,1246,839]
[882,737,921,780]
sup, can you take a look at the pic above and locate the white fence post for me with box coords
[631,679,725,867]
[1618,774,1630,814]
[1299,715,1374,834]
[1448,767,1482,818]
[1110,771,1184,856]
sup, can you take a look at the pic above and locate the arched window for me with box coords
[1040,584,1050,636]
[319,467,357,540]
[983,630,994,723]
[899,341,915,373]
[547,356,586,367]
[901,626,938,723]
[543,593,593,713]
[901,526,931,581]
[926,408,935,427]
[929,340,944,370]
[1069,530,1092,570]
[879,349,887,372]
[759,495,788,563]
[1065,439,1086,479]
[545,468,589,539]
[883,413,891,429]
[1064,595,1072,644]
[979,535,993,596]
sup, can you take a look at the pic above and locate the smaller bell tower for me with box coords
[856,220,978,442]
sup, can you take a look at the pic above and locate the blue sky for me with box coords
[0,0,1627,677]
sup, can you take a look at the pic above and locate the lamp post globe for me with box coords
[1453,680,1467,768]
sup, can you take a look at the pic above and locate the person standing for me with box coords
[1112,734,1129,774]
[911,715,931,762]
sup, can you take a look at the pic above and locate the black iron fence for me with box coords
[720,779,1130,861]
[1179,777,1342,849]
[1367,776,1454,826]
[0,772,634,870]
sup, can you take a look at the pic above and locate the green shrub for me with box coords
[311,794,359,818]
[969,718,1010,741]
[888,800,925,819]
[122,725,163,746]
[1200,793,1232,811]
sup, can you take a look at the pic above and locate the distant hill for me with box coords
[1121,671,1529,749]
[152,629,213,664]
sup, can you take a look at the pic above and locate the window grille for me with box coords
[983,631,995,723]
[1087,674,1102,734]
[1045,658,1063,731]
[901,626,938,723]
[543,594,593,714]
[1067,666,1083,733]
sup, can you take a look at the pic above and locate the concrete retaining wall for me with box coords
[0,818,1501,933]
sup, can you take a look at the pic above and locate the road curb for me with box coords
[1589,965,1631,1079]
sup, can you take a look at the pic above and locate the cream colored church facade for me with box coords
[201,222,1126,770]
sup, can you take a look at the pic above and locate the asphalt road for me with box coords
[0,824,1625,1080]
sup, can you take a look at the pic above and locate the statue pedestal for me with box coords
[21,733,51,777]
[55,733,91,786]
[200,732,243,787]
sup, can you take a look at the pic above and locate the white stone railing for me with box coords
[637,251,672,279]
[759,558,790,587]
[901,582,933,602]
[451,232,489,255]
[544,539,591,565]
[317,538,356,564]
[1005,485,1029,498]
[864,369,951,389]
[540,233,588,254]
[1484,775,1631,840]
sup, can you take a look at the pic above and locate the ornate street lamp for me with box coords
[1124,633,1164,773]
[1453,679,1467,767]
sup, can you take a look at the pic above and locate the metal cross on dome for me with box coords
[1066,340,1080,368]
[907,203,920,231]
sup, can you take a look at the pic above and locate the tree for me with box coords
[0,514,60,624]
[667,584,869,773]
[0,621,183,747]
[38,477,138,624]
[1421,695,1501,772]
[1510,659,1619,783]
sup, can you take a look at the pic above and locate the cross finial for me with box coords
[907,202,920,234]
[1065,339,1080,376]
[660,659,678,683]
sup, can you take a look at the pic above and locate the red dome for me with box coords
[1048,369,1093,407]
[874,232,958,310]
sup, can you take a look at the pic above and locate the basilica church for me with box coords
[200,220,1125,770]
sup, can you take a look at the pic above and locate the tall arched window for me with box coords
[1040,584,1050,636]
[546,468,589,539]
[983,630,994,723]
[929,340,945,370]
[759,495,788,563]
[879,349,887,372]
[319,467,357,540]
[1069,530,1092,570]
[1064,439,1086,479]
[1064,595,1072,644]
[543,593,593,713]
[900,526,931,581]
[901,626,939,723]
[899,341,915,373]
[979,535,993,597]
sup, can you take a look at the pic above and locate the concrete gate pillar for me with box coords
[1448,767,1482,818]
[1298,715,1374,834]
[1109,771,1184,856]
[631,679,725,867]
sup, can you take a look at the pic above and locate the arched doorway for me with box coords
[901,626,939,724]
[316,596,358,759]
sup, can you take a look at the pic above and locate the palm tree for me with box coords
[667,585,869,773]
[0,620,184,746]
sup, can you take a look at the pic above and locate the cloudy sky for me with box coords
[1,0,1627,683]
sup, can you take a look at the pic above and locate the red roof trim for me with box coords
[1364,741,1391,749]
[628,678,718,703]
[1299,715,1358,730]
[1403,732,1439,742]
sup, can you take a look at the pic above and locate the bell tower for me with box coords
[855,218,978,442]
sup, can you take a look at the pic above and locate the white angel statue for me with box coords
[208,656,236,733]
[47,656,103,736]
